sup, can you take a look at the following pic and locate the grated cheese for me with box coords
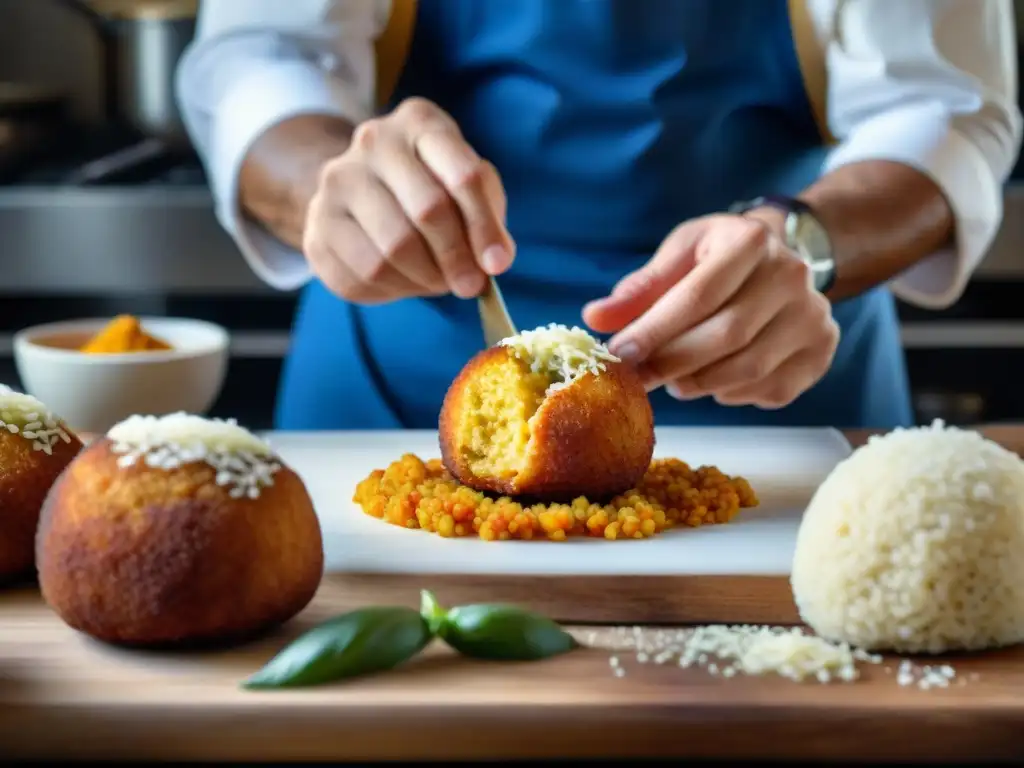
[895,659,958,690]
[499,323,619,392]
[672,625,875,682]
[107,412,281,500]
[573,624,968,689]
[0,387,74,456]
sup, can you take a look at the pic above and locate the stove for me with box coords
[4,127,207,188]
[0,129,266,295]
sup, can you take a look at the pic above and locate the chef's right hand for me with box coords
[304,98,515,304]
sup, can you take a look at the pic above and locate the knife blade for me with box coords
[478,276,518,348]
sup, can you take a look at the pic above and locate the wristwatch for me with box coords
[729,195,837,294]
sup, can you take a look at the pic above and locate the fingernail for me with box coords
[481,244,511,274]
[611,341,641,363]
[453,272,484,298]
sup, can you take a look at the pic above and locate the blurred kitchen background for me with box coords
[2,0,1024,430]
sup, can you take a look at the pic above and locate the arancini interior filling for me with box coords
[456,324,622,481]
[456,354,550,480]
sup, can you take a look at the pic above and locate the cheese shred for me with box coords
[499,324,619,392]
[575,624,967,689]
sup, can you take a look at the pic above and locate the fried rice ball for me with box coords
[440,325,655,501]
[36,413,324,647]
[0,386,83,583]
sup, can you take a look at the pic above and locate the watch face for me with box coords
[792,213,831,262]
[789,211,836,293]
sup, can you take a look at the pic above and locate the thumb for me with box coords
[479,160,515,272]
[582,219,707,335]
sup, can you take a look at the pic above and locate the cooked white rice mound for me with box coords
[791,420,1024,654]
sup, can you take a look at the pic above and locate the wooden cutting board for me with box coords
[3,577,1024,762]
[4,428,1024,761]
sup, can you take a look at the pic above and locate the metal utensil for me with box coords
[478,276,518,347]
[55,0,198,152]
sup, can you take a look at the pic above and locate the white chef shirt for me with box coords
[175,0,1022,310]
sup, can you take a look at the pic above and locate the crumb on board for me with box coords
[574,625,976,689]
[352,453,758,541]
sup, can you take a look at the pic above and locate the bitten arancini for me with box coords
[439,324,655,501]
[0,386,82,583]
[36,413,324,647]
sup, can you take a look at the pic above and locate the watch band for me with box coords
[729,194,812,217]
[729,195,836,294]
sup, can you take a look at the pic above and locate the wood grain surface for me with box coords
[2,425,1024,763]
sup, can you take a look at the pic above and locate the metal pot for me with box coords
[59,0,197,151]
[0,83,71,179]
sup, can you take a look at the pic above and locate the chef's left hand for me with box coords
[583,212,840,409]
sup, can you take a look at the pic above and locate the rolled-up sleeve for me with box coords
[819,0,1022,309]
[176,0,388,290]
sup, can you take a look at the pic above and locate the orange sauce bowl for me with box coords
[13,317,230,434]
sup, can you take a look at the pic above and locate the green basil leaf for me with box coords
[242,606,432,689]
[440,603,580,661]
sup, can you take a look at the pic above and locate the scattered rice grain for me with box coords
[574,624,970,689]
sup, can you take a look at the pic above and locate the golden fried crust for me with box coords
[36,438,324,646]
[0,429,83,583]
[514,360,654,500]
[440,346,655,502]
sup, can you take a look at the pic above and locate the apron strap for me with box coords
[375,0,419,109]
[788,0,836,145]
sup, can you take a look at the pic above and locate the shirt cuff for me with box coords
[822,101,1002,310]
[210,60,368,292]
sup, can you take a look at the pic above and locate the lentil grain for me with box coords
[353,454,758,541]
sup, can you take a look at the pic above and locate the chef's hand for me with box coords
[582,212,840,409]
[304,98,514,304]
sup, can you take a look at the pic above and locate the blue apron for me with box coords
[276,0,913,431]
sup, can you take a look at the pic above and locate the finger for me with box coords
[709,348,826,409]
[606,220,768,364]
[663,378,705,401]
[582,220,706,335]
[342,170,457,296]
[391,96,461,134]
[303,193,380,301]
[307,215,417,304]
[480,159,508,223]
[329,214,424,302]
[638,258,793,389]
[413,129,513,276]
[367,135,477,297]
[389,97,513,277]
[685,303,808,395]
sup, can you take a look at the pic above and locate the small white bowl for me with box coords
[13,316,230,435]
